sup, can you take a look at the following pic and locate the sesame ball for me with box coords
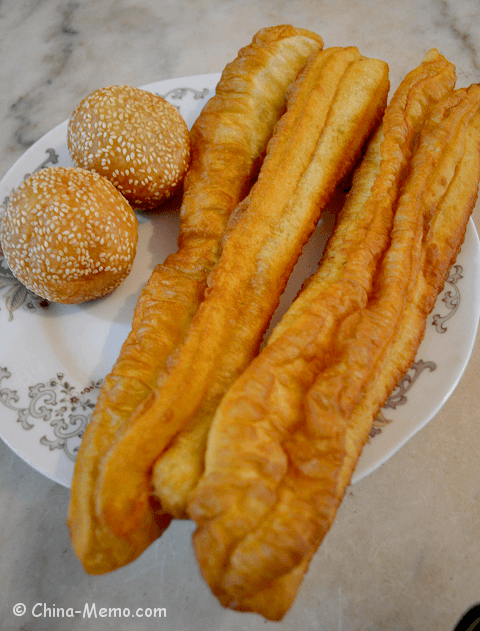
[67,85,191,210]
[0,167,138,304]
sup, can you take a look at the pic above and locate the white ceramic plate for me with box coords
[0,73,479,488]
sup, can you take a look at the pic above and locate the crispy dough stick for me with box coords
[151,50,455,518]
[67,25,323,575]
[95,47,389,541]
[150,47,392,519]
[187,51,457,620]
[260,86,480,605]
[333,84,480,497]
[268,48,456,344]
[195,84,480,620]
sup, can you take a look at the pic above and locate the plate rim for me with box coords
[0,72,479,489]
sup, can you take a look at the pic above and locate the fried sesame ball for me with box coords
[0,166,138,304]
[67,85,191,210]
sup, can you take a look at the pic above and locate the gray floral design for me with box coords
[370,359,437,440]
[159,86,210,101]
[0,82,211,322]
[0,367,102,461]
[0,258,49,320]
[157,86,211,111]
[432,265,463,333]
[368,264,465,440]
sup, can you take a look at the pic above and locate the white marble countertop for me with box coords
[1,1,480,630]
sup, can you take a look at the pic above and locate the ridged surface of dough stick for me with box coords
[68,25,323,575]
[188,51,456,620]
[198,84,480,620]
[268,48,456,343]
[96,46,389,543]
[150,48,397,519]
[335,84,480,498]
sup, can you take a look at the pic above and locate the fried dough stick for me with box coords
[190,84,480,621]
[188,52,459,620]
[332,84,480,498]
[150,48,393,520]
[259,85,480,611]
[150,50,455,519]
[68,25,323,575]
[95,47,390,543]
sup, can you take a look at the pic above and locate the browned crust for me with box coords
[335,84,480,496]
[94,47,389,552]
[1,167,138,304]
[67,25,323,574]
[188,51,460,620]
[150,48,393,519]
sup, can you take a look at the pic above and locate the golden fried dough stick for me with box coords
[268,85,480,602]
[150,47,392,519]
[152,48,456,521]
[268,48,456,344]
[68,25,323,575]
[95,46,390,542]
[188,51,457,620]
[194,85,480,620]
[334,84,480,498]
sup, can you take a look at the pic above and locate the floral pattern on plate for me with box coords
[0,73,479,488]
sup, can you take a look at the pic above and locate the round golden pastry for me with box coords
[67,84,191,209]
[0,166,138,304]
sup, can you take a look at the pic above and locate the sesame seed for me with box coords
[1,166,138,304]
[66,84,190,210]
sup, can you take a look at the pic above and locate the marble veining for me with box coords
[1,1,480,630]
[438,0,480,72]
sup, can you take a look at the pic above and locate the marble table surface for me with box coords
[1,1,480,630]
